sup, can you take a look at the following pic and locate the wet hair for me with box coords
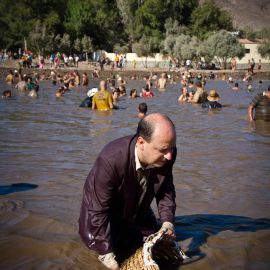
[195,81,202,87]
[130,89,137,97]
[2,90,11,97]
[119,85,126,94]
[235,83,239,87]
[138,102,147,114]
[136,113,175,142]
[268,85,270,91]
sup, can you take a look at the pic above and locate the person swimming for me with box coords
[129,89,139,99]
[137,102,148,119]
[232,83,240,91]
[2,90,12,99]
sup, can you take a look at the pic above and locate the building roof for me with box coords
[239,39,257,44]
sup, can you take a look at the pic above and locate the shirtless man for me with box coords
[157,73,167,90]
[15,74,28,92]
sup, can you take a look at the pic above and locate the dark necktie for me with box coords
[133,168,149,221]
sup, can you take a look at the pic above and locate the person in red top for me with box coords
[141,87,154,98]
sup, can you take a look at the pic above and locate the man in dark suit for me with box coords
[79,113,177,269]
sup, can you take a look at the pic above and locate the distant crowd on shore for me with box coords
[2,66,270,121]
[1,47,266,73]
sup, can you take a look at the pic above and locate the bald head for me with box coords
[99,80,107,90]
[137,113,175,142]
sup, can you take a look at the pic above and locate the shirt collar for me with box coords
[135,145,154,171]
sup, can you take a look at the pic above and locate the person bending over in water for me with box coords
[79,113,177,270]
[248,85,270,121]
[137,102,147,119]
[92,80,113,111]
[191,81,207,104]
[202,89,222,109]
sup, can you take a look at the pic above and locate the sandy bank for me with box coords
[0,60,270,80]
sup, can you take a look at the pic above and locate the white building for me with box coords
[236,39,269,68]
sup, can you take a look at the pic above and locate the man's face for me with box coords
[137,126,176,168]
[100,81,106,90]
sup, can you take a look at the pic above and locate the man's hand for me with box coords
[161,221,176,239]
[98,252,119,270]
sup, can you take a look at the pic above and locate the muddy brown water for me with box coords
[0,78,270,270]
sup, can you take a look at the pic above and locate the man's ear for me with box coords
[137,136,145,151]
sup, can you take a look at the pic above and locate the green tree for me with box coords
[27,21,54,55]
[173,34,199,60]
[113,43,130,54]
[74,38,82,52]
[132,36,159,68]
[81,35,93,61]
[165,0,198,25]
[239,26,257,41]
[64,0,125,51]
[191,0,233,39]
[0,0,34,48]
[164,18,188,36]
[60,33,71,54]
[258,42,270,60]
[133,0,167,41]
[162,18,190,55]
[200,30,245,69]
[178,36,199,60]
[257,28,270,60]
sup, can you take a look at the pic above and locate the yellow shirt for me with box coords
[6,74,13,84]
[93,90,112,111]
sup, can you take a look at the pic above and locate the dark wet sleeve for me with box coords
[155,149,177,224]
[156,172,176,224]
[78,155,116,255]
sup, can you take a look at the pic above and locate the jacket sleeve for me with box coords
[78,155,117,255]
[155,172,176,224]
[155,149,177,224]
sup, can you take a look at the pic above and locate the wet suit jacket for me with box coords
[78,135,176,255]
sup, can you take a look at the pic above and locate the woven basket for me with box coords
[120,228,188,270]
[120,247,159,270]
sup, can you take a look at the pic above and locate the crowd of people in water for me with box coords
[2,66,270,121]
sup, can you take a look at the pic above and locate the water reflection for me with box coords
[248,120,270,137]
[0,78,270,269]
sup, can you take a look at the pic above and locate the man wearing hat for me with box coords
[202,89,222,109]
